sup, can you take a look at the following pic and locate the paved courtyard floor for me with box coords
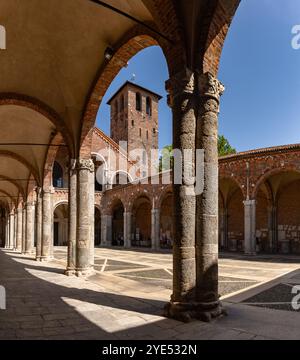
[1,247,300,340]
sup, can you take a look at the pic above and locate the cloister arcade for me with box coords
[4,0,296,323]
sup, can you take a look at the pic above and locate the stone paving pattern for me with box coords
[1,248,300,340]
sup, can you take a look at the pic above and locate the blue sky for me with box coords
[96,0,300,152]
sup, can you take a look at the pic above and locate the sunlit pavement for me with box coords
[1,247,300,340]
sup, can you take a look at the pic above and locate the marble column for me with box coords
[193,72,225,321]
[164,68,197,322]
[35,188,42,261]
[76,159,94,276]
[151,208,160,250]
[244,199,256,255]
[16,208,23,252]
[124,211,132,248]
[9,212,15,250]
[25,202,35,254]
[41,190,52,261]
[66,160,77,275]
[22,207,26,253]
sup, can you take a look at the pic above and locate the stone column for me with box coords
[35,188,42,261]
[22,207,26,253]
[244,199,256,255]
[219,208,228,250]
[41,190,52,261]
[101,214,112,246]
[66,160,77,275]
[268,205,277,253]
[9,211,15,250]
[14,211,18,250]
[89,167,95,267]
[25,202,35,254]
[193,72,225,321]
[151,208,160,250]
[76,159,94,276]
[5,216,10,248]
[16,208,23,252]
[164,68,197,322]
[124,211,132,248]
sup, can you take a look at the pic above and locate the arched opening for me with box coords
[131,196,151,248]
[219,178,244,252]
[94,207,101,246]
[146,96,152,116]
[256,170,300,254]
[112,172,130,188]
[53,161,64,188]
[160,192,173,249]
[53,203,68,246]
[111,200,124,247]
[135,92,141,112]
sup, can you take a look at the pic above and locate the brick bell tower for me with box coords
[107,81,162,177]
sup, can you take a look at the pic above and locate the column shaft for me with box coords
[35,188,42,260]
[66,160,77,275]
[22,208,26,253]
[25,203,35,254]
[194,72,225,321]
[244,200,256,255]
[151,208,160,250]
[9,212,15,250]
[164,68,196,322]
[76,159,94,276]
[41,191,52,260]
[124,212,132,248]
[16,208,23,252]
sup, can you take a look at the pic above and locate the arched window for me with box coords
[136,92,141,111]
[146,97,152,116]
[120,95,125,111]
[53,161,64,188]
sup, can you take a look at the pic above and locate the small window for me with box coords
[136,92,142,111]
[146,97,152,116]
[153,128,156,134]
[146,130,148,139]
[132,120,134,127]
[139,128,142,137]
[120,95,125,111]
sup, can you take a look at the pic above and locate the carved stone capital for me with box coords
[198,72,225,103]
[77,159,94,173]
[165,68,195,107]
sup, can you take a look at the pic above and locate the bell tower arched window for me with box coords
[136,92,141,111]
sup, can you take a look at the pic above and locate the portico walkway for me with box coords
[0,248,300,340]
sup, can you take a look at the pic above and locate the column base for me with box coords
[164,300,227,323]
[64,268,76,276]
[39,256,53,262]
[244,251,256,256]
[75,267,94,277]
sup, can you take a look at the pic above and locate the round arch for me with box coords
[131,195,152,248]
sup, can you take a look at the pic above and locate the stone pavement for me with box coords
[1,248,300,340]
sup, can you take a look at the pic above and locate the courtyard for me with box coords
[1,247,300,340]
